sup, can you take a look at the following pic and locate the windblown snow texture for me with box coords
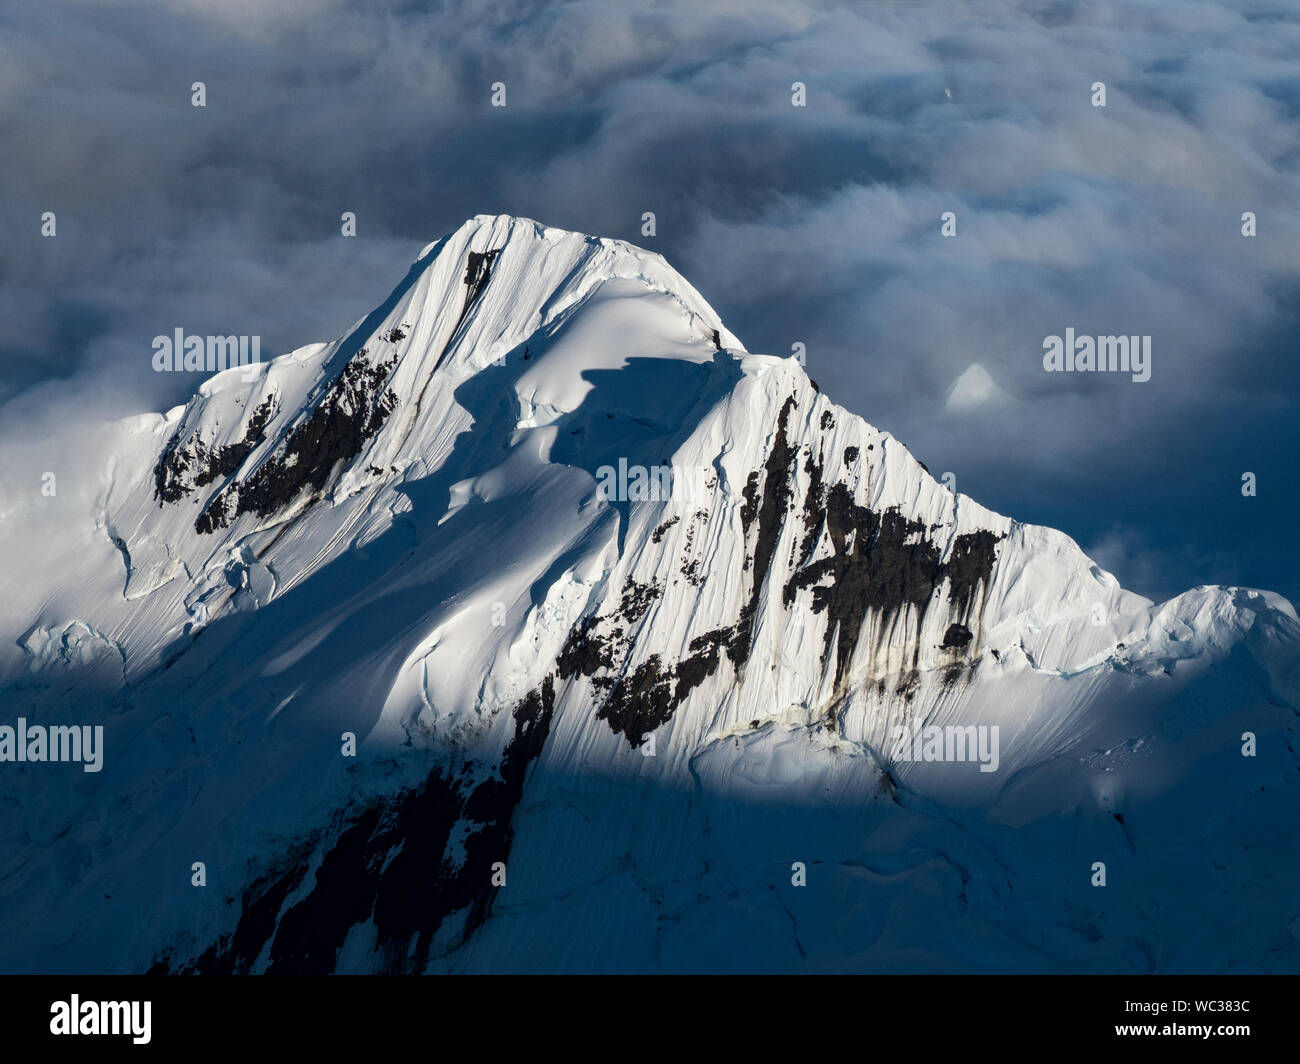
[0,215,1296,974]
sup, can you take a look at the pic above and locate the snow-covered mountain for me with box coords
[1,215,1296,973]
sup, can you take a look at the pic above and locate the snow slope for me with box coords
[0,215,1296,973]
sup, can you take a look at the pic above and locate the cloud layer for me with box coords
[3,0,1297,602]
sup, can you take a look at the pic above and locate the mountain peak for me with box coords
[2,216,1296,975]
[395,213,742,380]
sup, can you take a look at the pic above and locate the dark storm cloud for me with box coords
[1,0,1297,603]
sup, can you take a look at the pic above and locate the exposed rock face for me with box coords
[153,678,556,976]
[194,350,399,534]
[153,395,276,505]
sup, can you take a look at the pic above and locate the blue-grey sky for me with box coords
[2,0,1296,604]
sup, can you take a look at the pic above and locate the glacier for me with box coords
[0,214,1295,973]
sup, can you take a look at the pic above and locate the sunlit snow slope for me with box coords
[0,215,1296,973]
